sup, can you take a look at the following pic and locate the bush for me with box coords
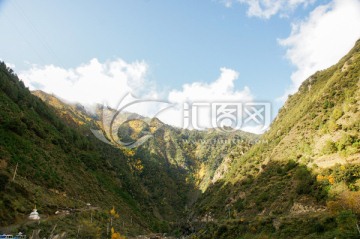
[335,211,359,237]
[323,100,334,109]
[336,134,354,151]
[331,108,343,120]
[294,166,320,196]
[322,140,337,155]
[285,160,298,171]
[327,120,340,132]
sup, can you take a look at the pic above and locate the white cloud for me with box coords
[222,0,315,19]
[278,0,360,101]
[19,58,154,111]
[168,68,252,103]
[19,60,266,133]
[156,68,265,134]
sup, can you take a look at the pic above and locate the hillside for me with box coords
[3,38,359,238]
[0,64,257,238]
[0,62,191,237]
[189,40,360,238]
[32,90,258,191]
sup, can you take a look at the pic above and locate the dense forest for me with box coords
[0,40,360,239]
[0,61,256,238]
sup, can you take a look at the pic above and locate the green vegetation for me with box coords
[0,61,257,237]
[190,40,360,238]
[1,39,360,238]
[0,62,192,236]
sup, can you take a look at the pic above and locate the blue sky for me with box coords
[1,0,360,133]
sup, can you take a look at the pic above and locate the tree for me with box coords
[108,207,125,239]
[111,227,126,239]
[109,206,120,224]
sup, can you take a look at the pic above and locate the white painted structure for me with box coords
[28,207,40,220]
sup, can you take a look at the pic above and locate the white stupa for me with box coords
[29,206,40,220]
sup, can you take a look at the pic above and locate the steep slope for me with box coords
[0,62,190,237]
[191,40,360,238]
[33,90,258,194]
[32,91,198,226]
[32,90,95,129]
[0,65,258,238]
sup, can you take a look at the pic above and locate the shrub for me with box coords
[323,100,334,109]
[322,140,337,155]
[327,120,340,132]
[335,210,359,237]
[336,134,354,151]
[285,160,298,171]
[331,108,343,120]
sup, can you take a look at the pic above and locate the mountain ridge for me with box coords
[189,39,360,238]
[1,39,360,238]
[0,70,257,238]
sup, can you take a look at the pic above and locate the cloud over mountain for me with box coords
[19,59,258,132]
[278,0,360,101]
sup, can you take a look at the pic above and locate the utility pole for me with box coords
[12,163,18,181]
[49,224,57,239]
[106,223,109,236]
[76,225,81,238]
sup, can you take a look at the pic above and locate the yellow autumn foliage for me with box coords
[134,159,144,172]
[124,149,135,157]
[316,174,335,184]
[111,227,126,239]
[110,206,119,218]
[328,175,335,185]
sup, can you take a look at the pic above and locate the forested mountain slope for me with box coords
[0,62,257,238]
[4,38,359,238]
[0,62,190,237]
[190,40,360,239]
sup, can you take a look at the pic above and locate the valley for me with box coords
[1,39,360,238]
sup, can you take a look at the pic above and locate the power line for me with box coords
[10,0,66,68]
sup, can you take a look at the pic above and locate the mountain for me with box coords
[32,90,258,191]
[3,39,359,239]
[190,40,360,238]
[0,65,257,238]
[0,62,190,236]
[32,90,259,209]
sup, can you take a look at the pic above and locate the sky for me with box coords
[0,0,360,133]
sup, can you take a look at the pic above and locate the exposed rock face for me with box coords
[290,202,326,215]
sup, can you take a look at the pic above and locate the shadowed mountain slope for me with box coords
[190,39,360,239]
[0,64,256,238]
